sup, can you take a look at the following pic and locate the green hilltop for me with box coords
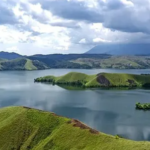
[35,72,150,88]
[70,55,150,69]
[0,106,150,150]
[0,58,49,71]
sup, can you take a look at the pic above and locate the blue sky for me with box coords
[0,0,150,55]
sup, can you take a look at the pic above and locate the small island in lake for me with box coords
[35,72,150,88]
[136,102,150,110]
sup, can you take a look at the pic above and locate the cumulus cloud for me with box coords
[0,25,31,43]
[79,38,87,44]
[0,1,18,24]
[50,21,80,29]
[93,38,111,43]
[35,0,104,23]
[6,46,19,52]
[0,0,150,55]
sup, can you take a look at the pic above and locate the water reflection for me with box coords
[1,69,150,141]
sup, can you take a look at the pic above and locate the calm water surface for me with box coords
[1,69,150,141]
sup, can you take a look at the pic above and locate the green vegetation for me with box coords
[25,59,37,70]
[2,53,150,69]
[70,56,150,69]
[0,106,150,150]
[28,54,110,69]
[35,72,150,88]
[0,58,49,71]
[136,102,150,110]
[28,54,150,69]
[35,72,99,87]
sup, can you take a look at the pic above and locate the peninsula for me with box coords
[35,72,150,88]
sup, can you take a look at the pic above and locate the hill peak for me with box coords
[0,51,22,59]
[86,43,150,55]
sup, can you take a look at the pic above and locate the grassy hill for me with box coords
[1,53,150,69]
[28,54,110,69]
[1,52,150,69]
[35,72,150,88]
[0,106,150,150]
[70,56,150,69]
[0,58,49,71]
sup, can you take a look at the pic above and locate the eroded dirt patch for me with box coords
[68,119,99,134]
[51,112,61,117]
[127,79,136,86]
[127,79,135,84]
[97,74,110,86]
[23,106,32,109]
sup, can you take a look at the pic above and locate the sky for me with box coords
[0,0,150,55]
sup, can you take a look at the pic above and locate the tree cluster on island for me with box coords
[136,102,150,110]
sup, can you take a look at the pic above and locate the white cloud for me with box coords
[93,38,111,43]
[0,0,150,55]
[79,38,87,44]
[121,0,134,7]
[6,46,19,52]
[0,25,31,43]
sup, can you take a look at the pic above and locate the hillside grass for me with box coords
[0,106,150,150]
[101,73,150,86]
[55,72,96,83]
[35,72,150,88]
[25,59,37,70]
[35,72,99,87]
[101,56,141,68]
[0,58,48,71]
[71,56,150,69]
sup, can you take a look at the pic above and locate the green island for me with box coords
[0,106,150,150]
[136,102,150,110]
[35,72,150,88]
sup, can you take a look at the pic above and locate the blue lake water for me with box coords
[0,69,150,141]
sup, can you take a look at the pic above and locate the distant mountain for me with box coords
[28,54,110,69]
[86,43,150,55]
[0,58,49,71]
[0,51,22,59]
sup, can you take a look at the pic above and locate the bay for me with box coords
[0,69,150,141]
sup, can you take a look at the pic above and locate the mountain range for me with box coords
[0,51,22,59]
[86,43,150,55]
[0,52,110,70]
[1,44,150,70]
[0,58,49,71]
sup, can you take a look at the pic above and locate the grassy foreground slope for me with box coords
[0,58,49,71]
[0,106,150,150]
[35,72,150,87]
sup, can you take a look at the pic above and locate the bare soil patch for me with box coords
[97,74,110,86]
[68,119,99,134]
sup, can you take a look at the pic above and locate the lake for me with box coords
[1,69,150,141]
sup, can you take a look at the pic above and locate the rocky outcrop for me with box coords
[97,74,110,86]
